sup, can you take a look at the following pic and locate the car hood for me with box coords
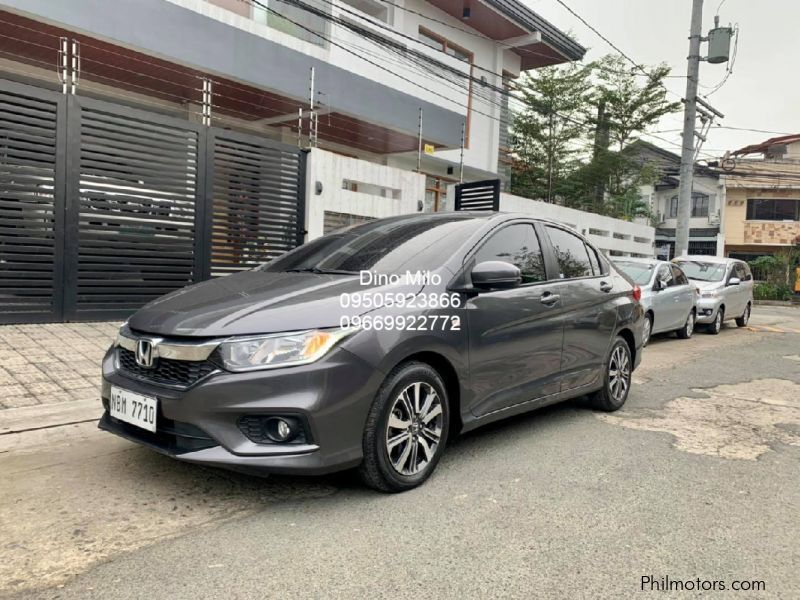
[691,279,723,292]
[127,270,423,337]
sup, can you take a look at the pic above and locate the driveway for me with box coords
[1,306,799,599]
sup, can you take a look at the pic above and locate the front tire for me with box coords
[358,362,450,493]
[676,311,695,339]
[707,307,724,335]
[736,303,751,327]
[589,337,632,412]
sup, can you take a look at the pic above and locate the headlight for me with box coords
[217,328,355,372]
[701,290,720,299]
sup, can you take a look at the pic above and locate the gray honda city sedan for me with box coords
[100,212,644,492]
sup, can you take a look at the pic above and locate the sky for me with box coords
[525,0,798,160]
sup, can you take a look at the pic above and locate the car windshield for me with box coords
[675,260,727,282]
[615,261,655,284]
[260,215,487,275]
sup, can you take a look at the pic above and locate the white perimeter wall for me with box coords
[305,148,425,239]
[442,188,655,257]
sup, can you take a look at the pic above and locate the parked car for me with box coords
[99,213,644,492]
[613,258,697,346]
[672,256,754,334]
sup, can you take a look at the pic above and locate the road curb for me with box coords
[0,399,100,435]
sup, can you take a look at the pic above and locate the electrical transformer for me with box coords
[707,25,733,64]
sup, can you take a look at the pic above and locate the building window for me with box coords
[418,27,473,146]
[425,174,454,212]
[746,198,800,221]
[669,193,710,218]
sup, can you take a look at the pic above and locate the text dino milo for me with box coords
[641,575,766,592]
[339,270,461,332]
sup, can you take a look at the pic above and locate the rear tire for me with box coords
[676,311,695,339]
[358,361,450,493]
[707,307,724,335]
[642,314,653,347]
[589,337,632,412]
[736,303,751,327]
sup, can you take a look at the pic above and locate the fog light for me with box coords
[265,417,297,443]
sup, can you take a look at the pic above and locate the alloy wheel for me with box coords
[385,382,444,476]
[608,345,631,403]
[743,305,750,324]
[686,313,695,336]
[642,317,652,346]
[714,311,722,332]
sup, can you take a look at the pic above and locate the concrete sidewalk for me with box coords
[0,322,119,409]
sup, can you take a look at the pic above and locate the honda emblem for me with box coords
[135,339,155,368]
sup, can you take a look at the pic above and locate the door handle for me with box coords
[599,281,613,293]
[540,293,560,306]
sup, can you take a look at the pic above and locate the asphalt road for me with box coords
[2,306,799,599]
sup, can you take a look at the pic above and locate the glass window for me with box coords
[587,245,602,275]
[746,198,800,221]
[545,226,593,279]
[474,224,546,284]
[615,261,655,285]
[692,194,709,217]
[657,265,674,287]
[262,215,487,275]
[674,260,727,282]
[671,265,688,285]
[418,30,444,51]
[669,193,709,218]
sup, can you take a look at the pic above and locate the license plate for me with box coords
[109,386,157,433]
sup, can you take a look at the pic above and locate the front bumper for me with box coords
[99,346,383,475]
[695,298,722,324]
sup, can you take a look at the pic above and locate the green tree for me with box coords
[510,61,594,202]
[594,55,682,151]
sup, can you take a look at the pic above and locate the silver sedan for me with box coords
[613,258,697,346]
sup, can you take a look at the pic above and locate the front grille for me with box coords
[117,347,217,388]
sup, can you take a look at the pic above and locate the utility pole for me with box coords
[675,0,704,258]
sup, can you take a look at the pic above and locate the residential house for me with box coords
[721,135,800,261]
[629,141,724,258]
[0,0,584,323]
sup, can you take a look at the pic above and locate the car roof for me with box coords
[674,255,742,265]
[613,257,661,266]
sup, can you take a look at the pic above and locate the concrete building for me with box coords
[629,141,724,258]
[0,0,583,184]
[721,135,800,261]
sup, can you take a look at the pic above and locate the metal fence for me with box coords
[0,78,306,324]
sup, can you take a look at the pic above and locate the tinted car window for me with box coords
[587,245,602,275]
[474,223,546,284]
[615,261,655,284]
[545,226,593,279]
[261,216,486,275]
[671,265,689,285]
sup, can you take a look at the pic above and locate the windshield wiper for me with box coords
[284,267,358,275]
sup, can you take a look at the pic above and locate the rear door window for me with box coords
[545,226,593,279]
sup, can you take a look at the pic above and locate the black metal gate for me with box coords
[0,79,306,324]
[454,178,500,212]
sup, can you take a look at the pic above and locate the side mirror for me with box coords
[728,276,741,286]
[471,261,521,290]
[652,278,662,291]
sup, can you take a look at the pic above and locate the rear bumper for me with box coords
[99,345,383,475]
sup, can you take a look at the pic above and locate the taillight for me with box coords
[632,285,642,302]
